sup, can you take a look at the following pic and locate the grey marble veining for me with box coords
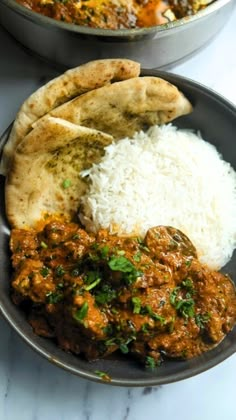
[0,7,236,420]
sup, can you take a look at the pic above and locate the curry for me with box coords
[16,1,213,30]
[10,222,236,367]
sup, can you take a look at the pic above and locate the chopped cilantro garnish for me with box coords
[46,291,63,304]
[170,286,195,319]
[95,284,116,305]
[55,265,65,277]
[94,370,111,381]
[84,271,100,285]
[105,337,117,346]
[145,356,157,369]
[108,255,135,272]
[185,259,192,267]
[170,286,180,306]
[170,279,196,320]
[133,251,142,262]
[142,305,166,325]
[72,233,80,240]
[100,245,110,258]
[73,301,89,322]
[40,266,49,277]
[181,278,195,294]
[131,297,142,314]
[108,255,143,285]
[62,179,71,189]
[178,299,195,318]
[141,323,150,333]
[111,307,118,315]
[40,241,48,249]
[117,250,125,256]
[84,278,101,291]
[195,312,211,329]
[119,343,129,354]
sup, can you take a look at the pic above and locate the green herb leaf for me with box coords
[119,343,129,354]
[73,301,89,322]
[145,356,156,369]
[40,241,48,249]
[105,337,117,346]
[94,370,111,381]
[108,255,136,273]
[84,278,101,291]
[133,251,142,262]
[55,265,65,277]
[170,287,180,306]
[72,233,80,240]
[62,179,71,189]
[84,271,100,284]
[95,284,116,305]
[46,291,64,304]
[141,323,150,333]
[111,307,118,315]
[195,312,211,329]
[185,259,192,267]
[170,282,195,320]
[40,266,49,277]
[100,245,110,258]
[177,299,195,318]
[181,278,195,294]
[142,305,166,325]
[131,297,142,314]
[117,250,125,256]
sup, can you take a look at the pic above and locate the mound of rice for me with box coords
[79,124,236,269]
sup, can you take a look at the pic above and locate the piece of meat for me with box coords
[10,222,236,365]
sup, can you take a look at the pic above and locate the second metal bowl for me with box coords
[0,0,235,69]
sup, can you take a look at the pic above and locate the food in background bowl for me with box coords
[1,0,233,69]
[16,0,215,29]
[1,60,236,384]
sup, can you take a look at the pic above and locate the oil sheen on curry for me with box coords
[16,1,214,29]
[10,223,236,367]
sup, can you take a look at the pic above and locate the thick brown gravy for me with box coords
[10,222,236,367]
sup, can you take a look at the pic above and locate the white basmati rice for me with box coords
[79,124,236,270]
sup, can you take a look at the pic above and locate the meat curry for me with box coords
[10,222,236,367]
[16,1,214,30]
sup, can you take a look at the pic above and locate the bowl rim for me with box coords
[1,0,234,37]
[0,69,236,387]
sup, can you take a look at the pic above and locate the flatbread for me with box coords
[1,58,140,174]
[5,117,113,228]
[33,76,192,139]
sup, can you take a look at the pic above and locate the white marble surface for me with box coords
[0,7,236,420]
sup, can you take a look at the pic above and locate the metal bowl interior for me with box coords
[0,70,236,386]
[0,0,235,68]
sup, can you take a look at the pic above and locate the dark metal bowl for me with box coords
[0,69,236,386]
[0,0,235,69]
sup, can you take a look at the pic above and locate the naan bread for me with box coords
[5,117,113,228]
[1,59,140,174]
[33,76,192,139]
